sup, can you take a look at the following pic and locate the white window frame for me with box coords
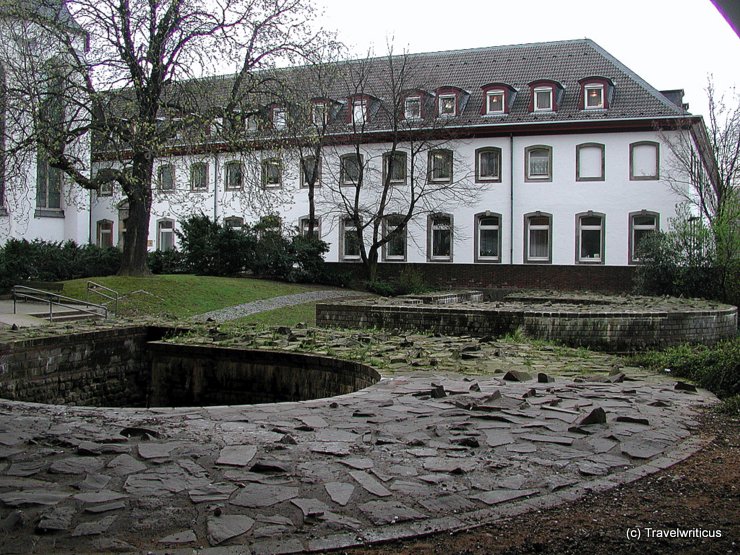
[352,99,367,125]
[299,216,320,239]
[476,147,502,182]
[525,146,552,181]
[224,161,243,191]
[630,141,660,181]
[98,181,113,197]
[584,84,604,109]
[475,213,501,263]
[312,103,327,126]
[576,212,605,264]
[341,217,361,261]
[272,107,286,130]
[262,158,282,189]
[157,219,175,252]
[382,215,407,262]
[158,164,175,193]
[533,87,553,111]
[429,214,453,262]
[190,162,208,191]
[96,219,114,248]
[630,211,659,264]
[576,143,605,181]
[525,213,552,264]
[340,153,363,186]
[383,151,407,185]
[404,96,421,119]
[438,94,456,117]
[428,149,453,183]
[300,156,321,188]
[224,216,244,230]
[486,90,505,114]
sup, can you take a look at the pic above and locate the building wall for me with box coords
[89,128,687,267]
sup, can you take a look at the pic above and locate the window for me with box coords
[576,143,605,181]
[383,151,407,185]
[428,149,453,183]
[190,163,208,191]
[475,147,502,182]
[576,213,605,264]
[383,215,406,261]
[438,95,456,116]
[341,217,361,260]
[158,164,175,193]
[475,213,501,262]
[525,146,552,181]
[99,180,113,197]
[299,216,320,239]
[630,141,659,180]
[630,211,659,263]
[224,216,244,230]
[36,152,62,210]
[534,87,552,111]
[584,85,604,109]
[157,219,175,252]
[429,214,452,261]
[300,156,321,188]
[340,153,363,186]
[312,103,327,126]
[525,213,552,263]
[486,90,505,114]
[224,161,243,191]
[404,96,421,119]
[272,107,286,130]
[96,220,114,248]
[262,158,281,188]
[352,99,367,125]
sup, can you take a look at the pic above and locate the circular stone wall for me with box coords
[0,327,381,408]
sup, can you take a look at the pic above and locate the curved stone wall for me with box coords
[316,297,738,352]
[0,326,380,407]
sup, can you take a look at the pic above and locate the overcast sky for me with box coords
[315,0,739,119]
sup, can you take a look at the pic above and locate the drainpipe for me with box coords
[213,152,219,221]
[509,134,514,264]
[88,189,93,245]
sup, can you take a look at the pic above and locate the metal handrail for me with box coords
[12,285,108,321]
[87,281,119,315]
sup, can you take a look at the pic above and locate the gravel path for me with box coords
[190,289,367,323]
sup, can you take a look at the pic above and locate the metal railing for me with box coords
[12,285,108,321]
[87,281,119,316]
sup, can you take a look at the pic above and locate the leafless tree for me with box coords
[1,0,328,275]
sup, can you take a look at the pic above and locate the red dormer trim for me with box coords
[480,83,516,115]
[577,77,614,110]
[402,89,431,119]
[527,79,564,112]
[434,86,466,116]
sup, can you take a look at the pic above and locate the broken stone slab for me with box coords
[503,370,531,382]
[107,454,147,476]
[229,484,299,508]
[73,490,128,504]
[77,441,130,456]
[422,457,477,474]
[207,514,255,546]
[471,488,539,505]
[0,510,25,533]
[307,442,351,456]
[349,471,391,497]
[674,381,697,392]
[620,439,666,460]
[577,461,609,476]
[7,460,47,477]
[91,537,137,553]
[71,514,117,537]
[37,505,75,532]
[216,445,258,467]
[358,500,426,526]
[159,530,197,544]
[338,457,374,470]
[189,483,238,504]
[77,473,112,491]
[537,373,555,383]
[49,457,105,475]
[520,433,575,446]
[483,430,515,448]
[84,501,126,514]
[0,490,71,507]
[325,482,354,506]
[576,407,607,426]
[138,442,180,460]
[615,416,650,425]
[291,497,333,518]
[418,494,476,513]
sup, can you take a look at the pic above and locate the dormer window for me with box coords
[439,95,456,116]
[486,91,505,114]
[312,102,327,126]
[405,96,421,119]
[585,85,604,109]
[578,77,614,110]
[534,88,552,111]
[272,107,286,130]
[352,99,367,125]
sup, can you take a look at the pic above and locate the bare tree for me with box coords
[318,47,479,282]
[660,78,739,301]
[1,0,327,275]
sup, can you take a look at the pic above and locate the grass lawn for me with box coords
[222,301,319,329]
[61,275,324,319]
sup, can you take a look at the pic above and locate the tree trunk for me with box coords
[366,247,379,283]
[118,158,153,276]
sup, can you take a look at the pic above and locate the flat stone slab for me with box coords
[216,445,258,467]
[358,500,426,525]
[207,514,254,546]
[230,484,299,508]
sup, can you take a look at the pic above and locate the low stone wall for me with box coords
[147,343,381,407]
[0,326,164,406]
[316,302,738,351]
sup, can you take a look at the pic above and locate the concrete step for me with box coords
[28,310,107,323]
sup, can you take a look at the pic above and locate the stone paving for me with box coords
[0,327,716,554]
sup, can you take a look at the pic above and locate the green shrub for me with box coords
[395,266,430,295]
[147,249,188,274]
[290,235,329,283]
[365,279,397,297]
[630,338,740,398]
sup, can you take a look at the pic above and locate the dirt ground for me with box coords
[347,410,739,555]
